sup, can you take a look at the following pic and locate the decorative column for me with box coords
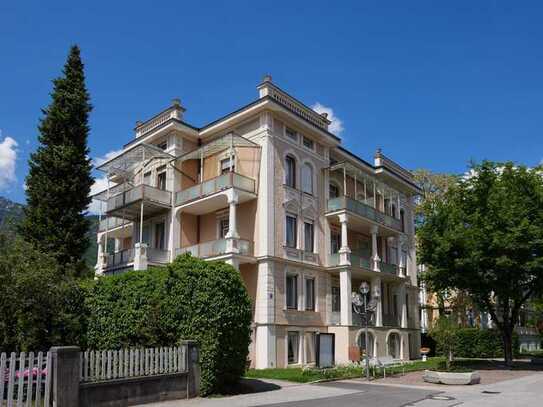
[338,213,351,266]
[399,283,408,328]
[254,260,276,368]
[396,235,404,277]
[340,269,352,326]
[371,276,383,327]
[169,209,182,262]
[95,233,108,275]
[370,225,381,272]
[226,190,240,254]
[134,242,148,270]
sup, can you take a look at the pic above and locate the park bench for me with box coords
[370,356,405,378]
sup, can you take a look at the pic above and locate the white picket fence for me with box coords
[0,351,52,407]
[80,346,187,383]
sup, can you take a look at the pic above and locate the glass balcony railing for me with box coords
[175,238,253,259]
[175,172,256,206]
[98,216,131,232]
[106,184,172,212]
[147,248,170,264]
[327,196,402,232]
[106,249,134,267]
[380,261,399,275]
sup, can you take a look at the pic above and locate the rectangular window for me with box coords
[304,221,314,252]
[305,277,315,311]
[285,127,298,142]
[286,274,298,310]
[219,218,229,239]
[157,171,167,190]
[332,286,341,312]
[331,231,341,254]
[287,332,299,364]
[302,136,314,150]
[286,214,297,248]
[220,157,234,174]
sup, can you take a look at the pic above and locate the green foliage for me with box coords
[431,327,519,359]
[429,317,458,369]
[85,254,252,395]
[0,235,87,352]
[418,161,543,364]
[20,45,93,276]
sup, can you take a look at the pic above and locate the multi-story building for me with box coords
[93,76,422,368]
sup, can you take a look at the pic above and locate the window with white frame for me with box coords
[304,221,314,252]
[305,277,315,311]
[286,214,298,248]
[302,136,314,150]
[287,331,300,364]
[301,163,313,194]
[218,217,229,239]
[285,155,296,188]
[285,127,298,142]
[220,157,235,175]
[329,183,340,199]
[286,274,298,309]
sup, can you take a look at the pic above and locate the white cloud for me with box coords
[93,149,123,167]
[311,102,344,136]
[0,136,18,190]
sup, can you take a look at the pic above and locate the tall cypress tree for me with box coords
[21,45,93,275]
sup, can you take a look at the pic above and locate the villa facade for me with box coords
[93,76,422,368]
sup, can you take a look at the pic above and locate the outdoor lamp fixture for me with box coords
[352,281,376,381]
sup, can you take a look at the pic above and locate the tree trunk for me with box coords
[502,327,514,367]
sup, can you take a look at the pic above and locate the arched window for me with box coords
[388,333,400,358]
[285,155,296,188]
[358,332,375,358]
[329,183,340,199]
[301,162,313,195]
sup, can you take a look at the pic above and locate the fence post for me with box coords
[182,341,200,397]
[51,346,80,407]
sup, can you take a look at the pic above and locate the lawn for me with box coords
[245,357,445,383]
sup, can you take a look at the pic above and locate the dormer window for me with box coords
[302,136,314,150]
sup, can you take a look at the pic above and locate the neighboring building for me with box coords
[93,76,422,368]
[417,266,541,351]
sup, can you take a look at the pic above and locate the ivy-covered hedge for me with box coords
[84,254,252,395]
[433,328,519,358]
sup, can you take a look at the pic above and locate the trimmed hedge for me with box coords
[433,328,519,358]
[84,254,252,395]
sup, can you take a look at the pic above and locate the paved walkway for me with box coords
[137,371,543,407]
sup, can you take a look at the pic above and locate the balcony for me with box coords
[175,172,257,215]
[383,313,400,327]
[106,249,135,269]
[106,184,172,220]
[327,196,402,232]
[175,238,253,259]
[380,261,399,275]
[98,216,131,232]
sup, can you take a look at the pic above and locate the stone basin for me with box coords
[423,370,481,385]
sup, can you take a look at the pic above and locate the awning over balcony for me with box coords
[173,133,259,164]
[95,143,175,179]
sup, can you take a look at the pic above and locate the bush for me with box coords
[85,254,252,395]
[432,327,519,359]
[0,235,86,352]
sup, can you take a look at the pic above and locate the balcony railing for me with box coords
[98,216,131,232]
[383,313,400,327]
[351,254,372,270]
[107,184,172,212]
[175,238,253,259]
[106,249,134,268]
[327,196,402,232]
[147,248,170,264]
[353,313,375,327]
[175,172,256,206]
[380,261,399,275]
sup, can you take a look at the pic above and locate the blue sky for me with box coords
[1,1,542,205]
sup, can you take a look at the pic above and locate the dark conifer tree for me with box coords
[21,45,93,275]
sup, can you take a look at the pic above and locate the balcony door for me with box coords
[157,170,167,190]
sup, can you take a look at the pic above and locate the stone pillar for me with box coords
[371,276,383,327]
[95,233,107,275]
[169,209,181,262]
[51,346,80,407]
[225,191,239,239]
[340,269,352,326]
[225,257,240,270]
[399,284,408,328]
[182,340,200,397]
[254,261,276,368]
[396,235,404,277]
[338,213,351,266]
[134,242,148,270]
[371,225,381,272]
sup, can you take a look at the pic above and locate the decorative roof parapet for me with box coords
[256,75,331,131]
[134,98,186,138]
[374,148,414,181]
